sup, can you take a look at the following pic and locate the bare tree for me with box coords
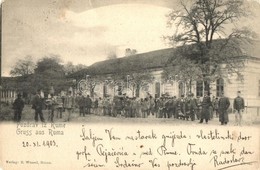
[164,0,257,92]
[10,55,36,76]
[162,58,202,93]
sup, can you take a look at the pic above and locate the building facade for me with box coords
[70,48,260,109]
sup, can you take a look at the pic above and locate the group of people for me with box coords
[12,89,245,125]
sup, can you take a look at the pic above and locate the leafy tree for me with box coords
[10,55,36,76]
[33,55,69,94]
[64,61,74,74]
[74,64,88,72]
[64,62,88,74]
[164,0,257,92]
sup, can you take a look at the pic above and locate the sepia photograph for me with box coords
[0,0,260,170]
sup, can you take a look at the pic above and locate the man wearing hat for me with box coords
[76,92,85,116]
[199,91,212,124]
[176,94,185,119]
[32,89,45,122]
[233,91,245,126]
[185,93,197,121]
[218,91,230,125]
[12,93,25,122]
[85,95,92,115]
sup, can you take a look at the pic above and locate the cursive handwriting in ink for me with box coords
[105,128,121,140]
[76,146,91,161]
[125,130,157,140]
[149,158,161,168]
[96,144,128,163]
[140,148,153,158]
[162,131,187,147]
[217,161,258,170]
[157,145,178,156]
[210,155,245,168]
[83,159,105,168]
[167,158,196,170]
[114,157,144,168]
[187,143,207,155]
[80,126,103,147]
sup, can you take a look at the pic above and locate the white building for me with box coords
[70,47,260,112]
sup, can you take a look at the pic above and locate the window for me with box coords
[117,85,122,95]
[179,82,185,97]
[155,82,160,98]
[196,81,203,97]
[216,78,224,97]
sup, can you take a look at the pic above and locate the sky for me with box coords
[1,0,260,77]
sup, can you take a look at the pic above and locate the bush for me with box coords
[0,102,13,121]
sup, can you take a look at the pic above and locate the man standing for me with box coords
[12,94,25,122]
[213,97,219,118]
[56,94,63,119]
[195,96,202,120]
[185,93,197,121]
[77,92,85,116]
[199,91,211,124]
[85,95,92,115]
[46,94,56,122]
[32,90,45,122]
[124,96,131,118]
[233,91,245,126]
[177,95,185,119]
[64,91,75,121]
[218,92,230,125]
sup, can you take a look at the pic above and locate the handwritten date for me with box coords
[22,140,58,148]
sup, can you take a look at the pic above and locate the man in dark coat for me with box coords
[176,95,185,119]
[195,96,202,120]
[157,98,164,118]
[85,95,92,115]
[46,93,56,122]
[167,97,176,118]
[199,91,211,124]
[12,94,25,122]
[185,93,197,121]
[124,97,131,118]
[218,92,230,125]
[233,91,245,126]
[32,90,45,122]
[77,92,85,116]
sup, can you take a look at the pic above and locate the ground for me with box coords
[2,105,260,126]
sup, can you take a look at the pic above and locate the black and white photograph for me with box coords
[0,0,260,170]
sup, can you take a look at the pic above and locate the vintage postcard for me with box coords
[0,0,260,170]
